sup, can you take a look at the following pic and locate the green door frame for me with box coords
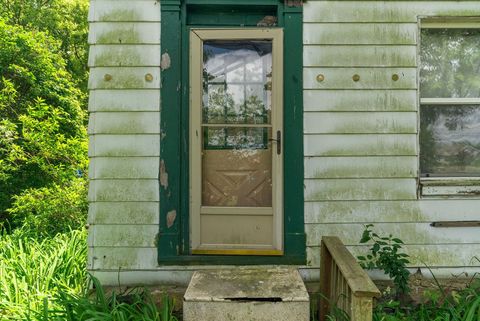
[158,0,305,265]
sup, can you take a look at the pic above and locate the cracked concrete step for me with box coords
[183,268,310,321]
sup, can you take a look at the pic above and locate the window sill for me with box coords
[420,177,480,197]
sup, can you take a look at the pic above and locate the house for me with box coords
[87,0,480,286]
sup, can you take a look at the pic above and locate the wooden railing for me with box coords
[319,236,381,321]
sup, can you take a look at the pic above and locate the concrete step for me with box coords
[183,268,310,321]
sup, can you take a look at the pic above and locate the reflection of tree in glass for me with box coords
[421,29,480,98]
[203,86,235,123]
[420,29,480,175]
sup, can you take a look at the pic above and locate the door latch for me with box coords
[268,130,282,155]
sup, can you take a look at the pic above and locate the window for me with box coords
[419,19,480,195]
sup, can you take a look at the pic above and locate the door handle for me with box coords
[268,130,282,155]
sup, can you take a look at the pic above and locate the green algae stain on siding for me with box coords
[97,28,141,44]
[94,48,143,66]
[99,9,141,22]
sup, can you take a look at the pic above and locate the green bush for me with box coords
[0,19,87,226]
[7,179,88,237]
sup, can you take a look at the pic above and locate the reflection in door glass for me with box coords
[201,40,274,207]
[202,40,273,124]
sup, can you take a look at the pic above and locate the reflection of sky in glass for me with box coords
[203,41,272,125]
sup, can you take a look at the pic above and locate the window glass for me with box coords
[420,29,480,98]
[420,105,480,176]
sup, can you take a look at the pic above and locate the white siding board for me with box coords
[305,200,480,224]
[304,2,480,23]
[88,202,159,225]
[88,112,160,134]
[304,90,417,112]
[304,68,417,90]
[88,90,160,112]
[304,45,417,67]
[88,67,160,89]
[88,180,159,202]
[304,112,417,134]
[90,247,157,270]
[89,1,161,22]
[305,156,417,179]
[89,157,159,179]
[306,244,480,268]
[88,45,161,67]
[304,134,417,156]
[89,225,158,247]
[88,135,160,157]
[305,178,417,201]
[304,23,417,45]
[306,223,480,246]
[88,22,160,44]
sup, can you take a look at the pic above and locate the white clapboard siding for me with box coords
[305,156,417,179]
[305,223,480,246]
[89,90,160,112]
[305,199,480,224]
[89,225,158,247]
[305,178,417,201]
[89,157,159,179]
[89,1,161,22]
[88,112,160,134]
[304,134,417,156]
[304,112,417,134]
[304,23,417,45]
[304,1,480,23]
[88,180,160,202]
[88,135,160,157]
[89,247,158,270]
[306,244,480,268]
[88,67,160,90]
[88,22,160,44]
[304,45,417,67]
[304,68,417,90]
[88,202,159,225]
[302,0,480,279]
[88,45,161,67]
[304,90,417,112]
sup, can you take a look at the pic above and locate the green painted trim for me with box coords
[159,0,305,265]
[158,1,182,260]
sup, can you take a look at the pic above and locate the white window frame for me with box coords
[419,17,480,197]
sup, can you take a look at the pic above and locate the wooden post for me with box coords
[319,239,332,321]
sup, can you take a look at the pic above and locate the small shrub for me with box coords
[7,178,88,236]
[357,224,411,295]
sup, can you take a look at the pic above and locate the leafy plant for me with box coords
[357,224,411,295]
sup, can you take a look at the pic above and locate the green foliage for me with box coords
[0,229,87,319]
[373,278,480,321]
[0,19,87,226]
[8,179,88,237]
[0,0,90,91]
[358,224,411,295]
[0,229,180,321]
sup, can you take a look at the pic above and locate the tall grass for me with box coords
[0,228,178,321]
[0,229,87,320]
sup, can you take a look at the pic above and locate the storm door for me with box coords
[189,29,283,255]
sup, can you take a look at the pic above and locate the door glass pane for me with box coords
[201,39,274,208]
[203,40,272,124]
[420,29,480,98]
[420,105,480,176]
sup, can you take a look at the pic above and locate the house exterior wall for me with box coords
[87,0,480,286]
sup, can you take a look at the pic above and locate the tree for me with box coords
[0,0,90,93]
[0,20,87,231]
